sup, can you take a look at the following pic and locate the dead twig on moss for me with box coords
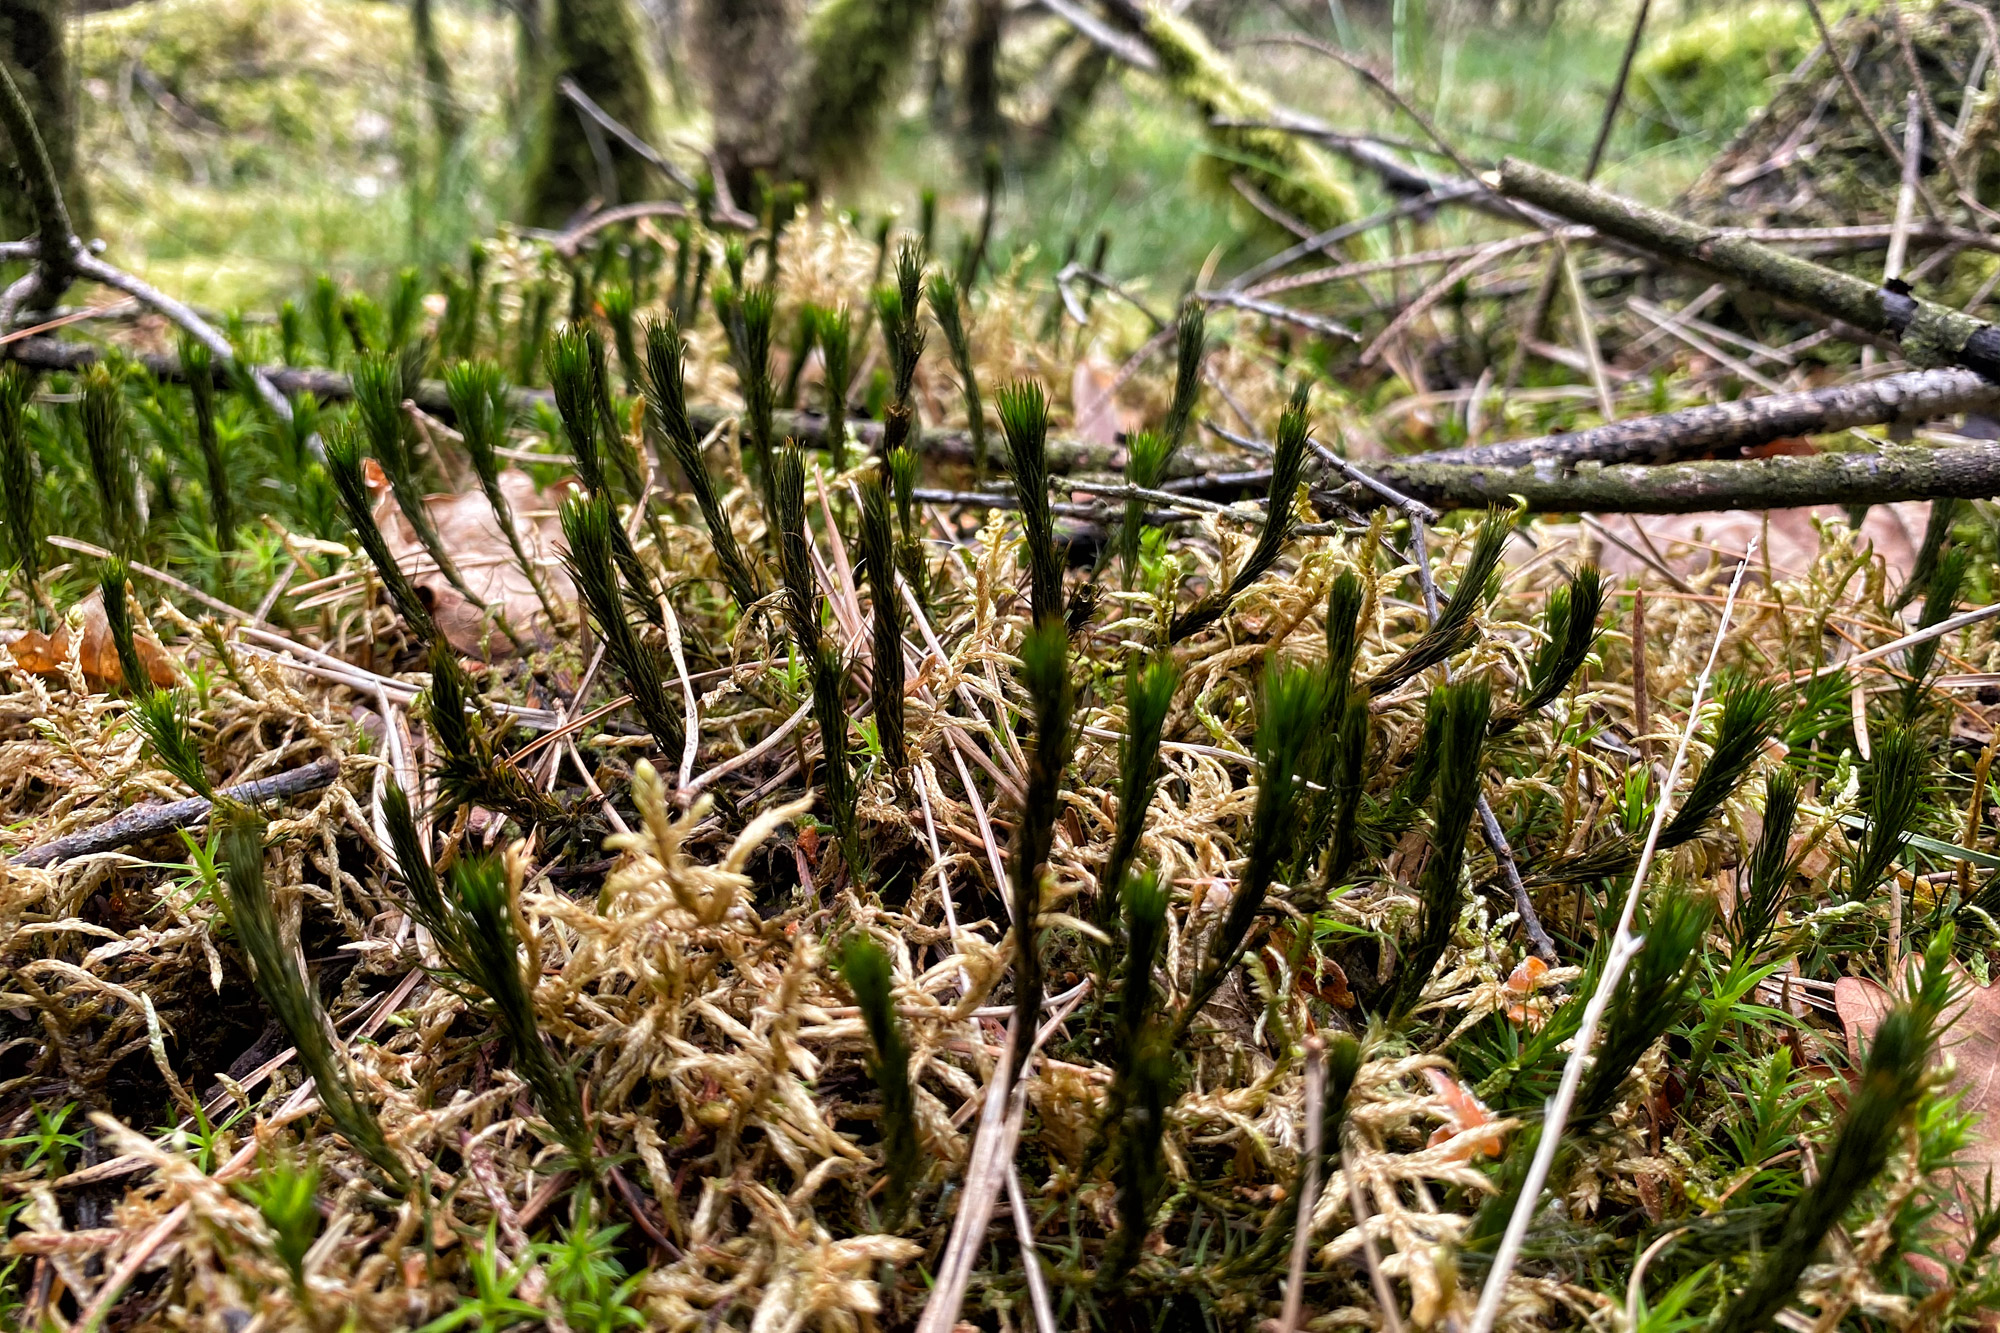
[12,758,342,869]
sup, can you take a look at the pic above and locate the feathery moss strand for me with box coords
[999,380,1062,627]
[839,937,920,1222]
[548,326,661,622]
[860,474,907,774]
[715,284,779,491]
[640,316,762,610]
[1364,508,1511,695]
[1851,725,1930,899]
[444,359,562,626]
[1529,676,1779,888]
[132,689,212,800]
[385,791,591,1167]
[180,336,234,554]
[220,807,406,1186]
[1180,663,1329,1035]
[1900,545,1968,719]
[1170,382,1312,642]
[99,561,152,697]
[1009,617,1073,1080]
[424,639,559,826]
[1735,769,1800,961]
[80,365,139,554]
[927,274,987,483]
[772,445,819,659]
[1712,930,1954,1333]
[811,638,860,880]
[1494,565,1602,733]
[0,366,39,597]
[1163,297,1207,455]
[558,493,683,756]
[1579,888,1715,1123]
[324,425,439,647]
[1388,678,1491,1019]
[817,305,856,473]
[1099,655,1177,948]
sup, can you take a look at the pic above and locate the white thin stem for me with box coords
[1466,542,1755,1333]
[1278,1039,1326,1333]
[1007,1167,1059,1333]
[660,596,701,790]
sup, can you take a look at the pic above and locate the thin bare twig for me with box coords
[1467,544,1756,1333]
[1277,1038,1326,1333]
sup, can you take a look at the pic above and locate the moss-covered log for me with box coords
[1339,441,2000,515]
[522,0,657,227]
[1136,12,1357,231]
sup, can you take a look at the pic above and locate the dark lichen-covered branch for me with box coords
[1335,439,2000,514]
[1498,157,2000,380]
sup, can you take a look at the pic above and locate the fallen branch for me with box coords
[1498,157,2000,382]
[11,758,343,869]
[0,63,80,326]
[1333,438,2000,514]
[557,76,699,194]
[1424,366,2000,469]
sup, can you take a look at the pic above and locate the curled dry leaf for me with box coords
[1425,1068,1505,1160]
[1504,955,1551,1026]
[2,589,176,690]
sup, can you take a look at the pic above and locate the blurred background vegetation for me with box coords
[8,0,1846,315]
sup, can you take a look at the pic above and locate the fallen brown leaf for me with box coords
[369,464,574,659]
[1591,501,1934,586]
[1070,356,1135,449]
[1425,1068,1504,1160]
[1836,967,2000,1187]
[2,589,177,690]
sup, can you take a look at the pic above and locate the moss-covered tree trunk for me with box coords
[522,0,656,227]
[785,0,941,187]
[690,0,799,208]
[0,0,88,242]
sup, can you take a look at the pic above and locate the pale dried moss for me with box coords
[0,248,1985,1329]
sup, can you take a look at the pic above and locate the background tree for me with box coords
[0,0,88,242]
[522,0,657,226]
[690,0,800,208]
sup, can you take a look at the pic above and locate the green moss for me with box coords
[70,0,513,308]
[1629,1,1827,143]
[1142,11,1355,231]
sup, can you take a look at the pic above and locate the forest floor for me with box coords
[3,2,1999,1331]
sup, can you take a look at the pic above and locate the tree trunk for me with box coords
[0,0,89,242]
[522,0,657,227]
[786,0,942,187]
[690,0,800,208]
[411,0,464,149]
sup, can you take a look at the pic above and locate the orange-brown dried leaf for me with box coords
[5,589,176,689]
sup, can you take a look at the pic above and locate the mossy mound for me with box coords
[1681,0,1991,231]
[1629,1,1823,145]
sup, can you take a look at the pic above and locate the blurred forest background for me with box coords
[3,0,1795,314]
